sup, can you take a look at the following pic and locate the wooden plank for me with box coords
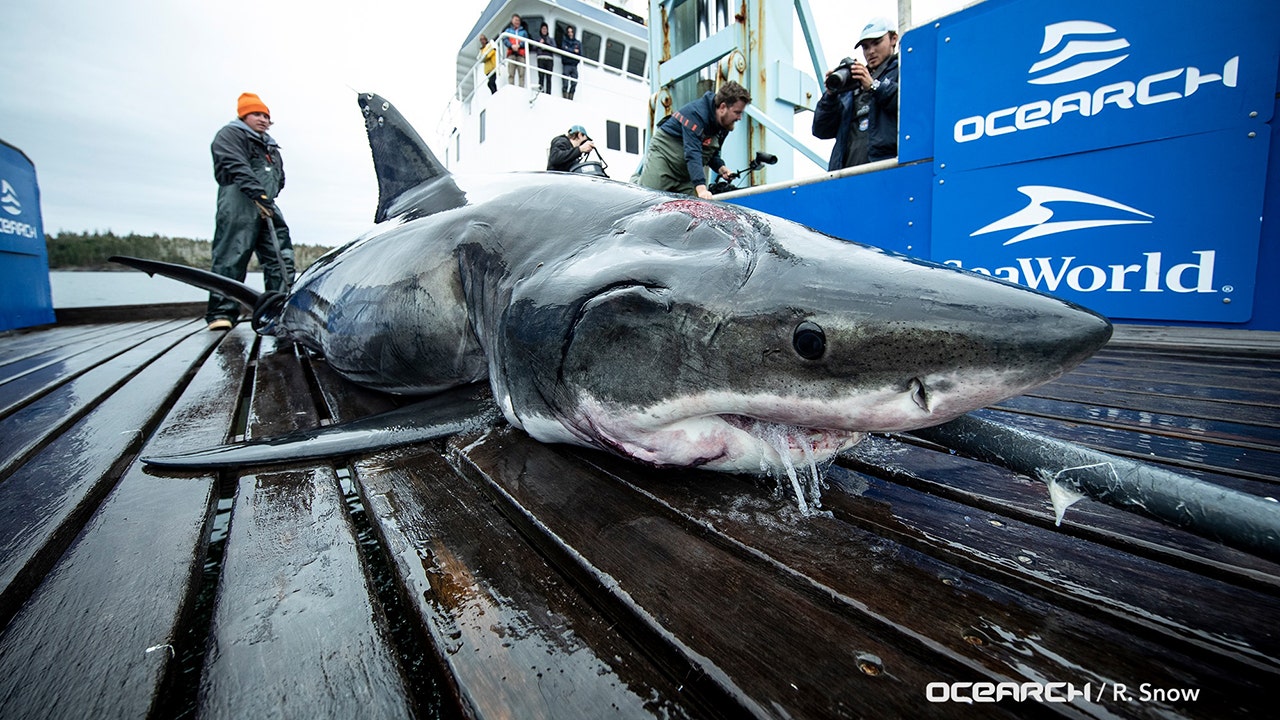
[977,408,1280,485]
[996,394,1280,450]
[0,322,123,365]
[354,445,696,720]
[819,461,1280,677]
[1036,367,1280,408]
[0,326,252,720]
[1106,325,1280,355]
[1069,352,1278,388]
[54,301,206,325]
[1021,381,1279,428]
[569,446,1271,717]
[198,336,415,718]
[199,466,415,719]
[0,326,224,622]
[0,320,180,381]
[449,426,1029,719]
[838,433,1280,588]
[0,322,208,480]
[0,318,195,418]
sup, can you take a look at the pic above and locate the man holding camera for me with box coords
[547,125,595,172]
[812,17,900,170]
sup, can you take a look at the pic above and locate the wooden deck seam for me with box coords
[820,473,1280,679]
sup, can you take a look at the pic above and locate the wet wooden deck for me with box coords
[1,307,1278,718]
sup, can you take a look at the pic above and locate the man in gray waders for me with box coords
[206,92,295,331]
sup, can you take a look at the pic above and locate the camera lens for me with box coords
[825,66,851,92]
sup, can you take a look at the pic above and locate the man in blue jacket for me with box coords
[559,25,582,99]
[205,92,295,330]
[638,81,751,199]
[812,18,900,170]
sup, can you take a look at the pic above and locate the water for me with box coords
[752,420,826,514]
[1040,462,1115,526]
[48,270,266,308]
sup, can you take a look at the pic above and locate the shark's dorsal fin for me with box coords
[358,92,466,222]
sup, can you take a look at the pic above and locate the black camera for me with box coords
[825,57,860,92]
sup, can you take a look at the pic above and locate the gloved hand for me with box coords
[254,195,274,219]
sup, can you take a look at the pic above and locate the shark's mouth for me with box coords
[718,413,864,456]
[554,402,869,475]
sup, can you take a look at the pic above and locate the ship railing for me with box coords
[456,31,647,107]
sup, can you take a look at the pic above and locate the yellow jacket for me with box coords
[481,40,497,75]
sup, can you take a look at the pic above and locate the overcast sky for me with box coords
[2,1,968,248]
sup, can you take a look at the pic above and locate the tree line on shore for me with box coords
[45,231,331,271]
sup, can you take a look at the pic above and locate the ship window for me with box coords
[479,110,486,144]
[604,39,625,70]
[606,120,621,151]
[625,125,639,154]
[581,30,602,63]
[627,47,646,77]
[522,15,546,43]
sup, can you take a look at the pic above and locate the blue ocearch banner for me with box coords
[0,141,44,255]
[933,0,1279,171]
[932,128,1269,323]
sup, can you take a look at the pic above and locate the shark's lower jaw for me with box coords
[517,401,867,474]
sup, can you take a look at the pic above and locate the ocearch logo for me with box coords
[946,184,1217,295]
[1029,21,1130,85]
[952,19,1239,144]
[1,180,21,216]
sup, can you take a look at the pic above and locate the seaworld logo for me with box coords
[969,185,1152,245]
[952,18,1239,143]
[1028,21,1130,85]
[947,185,1215,294]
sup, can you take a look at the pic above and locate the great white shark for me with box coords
[113,92,1113,474]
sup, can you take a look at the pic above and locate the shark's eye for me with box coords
[792,321,826,360]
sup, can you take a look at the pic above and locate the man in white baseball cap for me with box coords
[812,17,901,169]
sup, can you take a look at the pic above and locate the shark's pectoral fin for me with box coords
[110,256,263,311]
[142,382,501,469]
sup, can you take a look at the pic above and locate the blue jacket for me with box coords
[812,53,899,170]
[503,24,529,57]
[560,36,581,67]
[657,91,727,187]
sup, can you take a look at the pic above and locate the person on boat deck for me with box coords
[503,14,530,88]
[812,17,900,170]
[547,125,596,172]
[478,34,498,94]
[534,22,555,94]
[637,81,751,200]
[205,92,295,331]
[559,24,582,99]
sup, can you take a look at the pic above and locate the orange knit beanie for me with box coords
[237,92,270,118]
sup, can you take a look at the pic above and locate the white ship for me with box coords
[442,0,651,180]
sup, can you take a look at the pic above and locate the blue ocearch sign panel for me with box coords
[932,129,1269,323]
[0,142,44,255]
[933,0,1279,171]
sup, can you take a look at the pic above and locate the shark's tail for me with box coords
[357,92,465,222]
[109,255,283,331]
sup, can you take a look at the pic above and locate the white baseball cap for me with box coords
[856,17,897,48]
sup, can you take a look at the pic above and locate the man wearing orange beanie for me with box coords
[205,92,296,330]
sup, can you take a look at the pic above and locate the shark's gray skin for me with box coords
[114,92,1112,474]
